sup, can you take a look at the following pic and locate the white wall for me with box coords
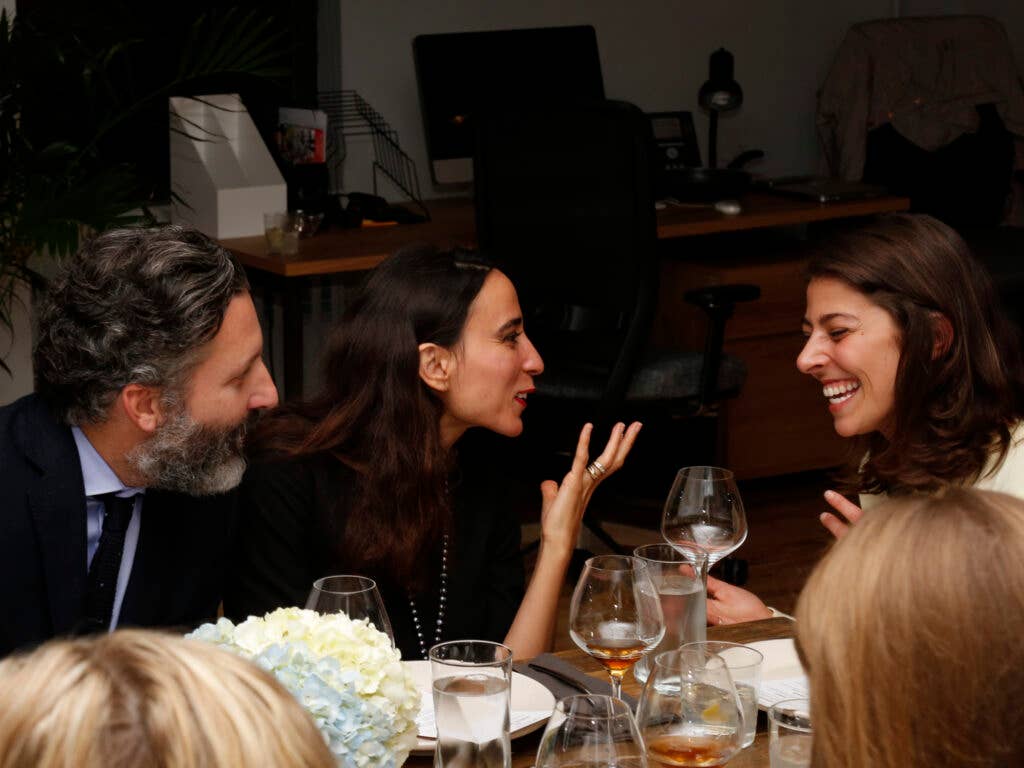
[0,283,34,406]
[332,0,1023,200]
[0,0,30,406]
[335,0,895,197]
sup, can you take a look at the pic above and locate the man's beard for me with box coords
[127,406,251,495]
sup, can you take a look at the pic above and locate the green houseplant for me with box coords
[0,6,287,374]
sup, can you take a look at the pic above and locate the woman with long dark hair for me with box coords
[225,245,640,659]
[707,213,1024,623]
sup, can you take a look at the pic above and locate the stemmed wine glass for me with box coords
[661,467,747,567]
[535,695,648,768]
[635,648,745,767]
[569,555,665,700]
[306,574,395,644]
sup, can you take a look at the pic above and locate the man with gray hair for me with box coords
[0,226,279,656]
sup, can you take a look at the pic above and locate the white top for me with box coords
[860,421,1024,509]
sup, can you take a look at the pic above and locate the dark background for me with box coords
[14,0,318,202]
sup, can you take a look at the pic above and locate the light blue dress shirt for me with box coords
[71,427,145,631]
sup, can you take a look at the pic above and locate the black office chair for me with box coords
[473,100,759,556]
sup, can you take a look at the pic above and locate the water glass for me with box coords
[263,211,300,254]
[535,695,647,768]
[681,641,763,748]
[769,698,812,768]
[305,575,394,643]
[429,640,513,768]
[632,542,709,685]
[636,648,744,767]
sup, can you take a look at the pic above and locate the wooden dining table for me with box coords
[405,616,795,767]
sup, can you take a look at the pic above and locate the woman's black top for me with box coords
[224,451,525,661]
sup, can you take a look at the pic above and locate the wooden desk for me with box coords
[404,617,795,768]
[224,194,907,278]
[224,194,908,476]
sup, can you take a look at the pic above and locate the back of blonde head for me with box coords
[0,629,335,768]
[795,489,1024,767]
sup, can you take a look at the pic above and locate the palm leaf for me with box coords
[0,6,290,370]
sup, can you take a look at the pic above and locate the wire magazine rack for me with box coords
[317,90,430,220]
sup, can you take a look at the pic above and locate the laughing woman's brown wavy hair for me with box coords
[246,244,492,586]
[807,213,1024,495]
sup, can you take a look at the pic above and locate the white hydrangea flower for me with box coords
[188,608,420,767]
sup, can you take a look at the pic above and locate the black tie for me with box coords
[82,493,136,632]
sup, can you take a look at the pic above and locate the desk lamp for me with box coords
[698,48,743,169]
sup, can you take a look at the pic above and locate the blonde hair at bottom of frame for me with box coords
[0,629,335,768]
[795,487,1024,768]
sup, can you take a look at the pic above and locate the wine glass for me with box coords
[569,555,664,700]
[305,575,394,643]
[636,647,745,767]
[661,467,747,566]
[535,695,648,768]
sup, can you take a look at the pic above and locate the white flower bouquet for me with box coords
[188,607,420,767]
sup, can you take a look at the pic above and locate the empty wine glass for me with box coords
[306,575,394,643]
[636,647,745,767]
[535,695,648,768]
[661,467,747,566]
[569,555,665,700]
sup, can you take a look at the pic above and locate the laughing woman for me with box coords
[225,246,640,659]
[707,213,1024,624]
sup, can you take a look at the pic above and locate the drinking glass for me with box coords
[632,542,709,685]
[769,698,812,768]
[430,640,513,768]
[636,648,744,767]
[535,695,648,768]
[681,641,763,748]
[305,575,394,643]
[661,467,748,566]
[263,211,300,255]
[569,555,664,700]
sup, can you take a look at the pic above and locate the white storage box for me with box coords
[170,94,286,239]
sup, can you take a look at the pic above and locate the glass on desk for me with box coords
[305,575,393,643]
[769,698,812,768]
[681,641,763,748]
[569,555,665,700]
[429,640,513,768]
[662,466,747,567]
[264,211,300,254]
[632,542,709,685]
[636,647,745,767]
[535,695,647,768]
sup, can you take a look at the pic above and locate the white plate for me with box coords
[745,638,809,711]
[405,659,555,755]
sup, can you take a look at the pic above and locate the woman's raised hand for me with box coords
[818,490,864,539]
[538,421,643,554]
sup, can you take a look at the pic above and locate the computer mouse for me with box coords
[714,199,742,215]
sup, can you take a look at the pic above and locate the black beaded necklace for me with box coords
[407,534,449,660]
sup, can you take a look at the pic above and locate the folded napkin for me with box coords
[514,653,639,709]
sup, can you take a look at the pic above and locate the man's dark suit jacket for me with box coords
[1,394,236,657]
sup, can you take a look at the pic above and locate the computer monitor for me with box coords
[413,25,605,185]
